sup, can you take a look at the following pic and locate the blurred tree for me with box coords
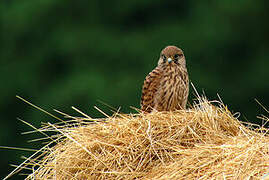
[1,0,269,179]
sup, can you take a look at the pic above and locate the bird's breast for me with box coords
[155,65,188,111]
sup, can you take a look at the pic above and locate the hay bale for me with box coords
[10,99,269,179]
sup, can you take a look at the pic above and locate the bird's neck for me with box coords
[161,64,180,73]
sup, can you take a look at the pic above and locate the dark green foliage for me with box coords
[1,0,269,178]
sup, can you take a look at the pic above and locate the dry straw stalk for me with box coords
[6,98,269,179]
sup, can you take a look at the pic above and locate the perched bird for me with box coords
[141,45,189,113]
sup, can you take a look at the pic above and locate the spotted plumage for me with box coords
[141,45,189,113]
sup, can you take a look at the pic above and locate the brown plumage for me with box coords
[141,45,189,113]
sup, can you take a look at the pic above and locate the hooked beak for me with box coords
[167,57,173,64]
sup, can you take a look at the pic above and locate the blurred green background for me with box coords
[1,0,269,179]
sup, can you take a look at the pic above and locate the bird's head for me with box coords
[158,45,186,67]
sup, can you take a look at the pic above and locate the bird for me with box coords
[140,45,189,113]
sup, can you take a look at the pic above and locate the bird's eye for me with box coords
[174,54,182,59]
[162,54,166,62]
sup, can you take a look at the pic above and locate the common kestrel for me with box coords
[141,45,189,113]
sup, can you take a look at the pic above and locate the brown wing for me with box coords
[140,67,163,113]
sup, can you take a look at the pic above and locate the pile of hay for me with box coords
[7,98,269,179]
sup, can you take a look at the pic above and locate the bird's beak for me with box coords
[167,58,173,64]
